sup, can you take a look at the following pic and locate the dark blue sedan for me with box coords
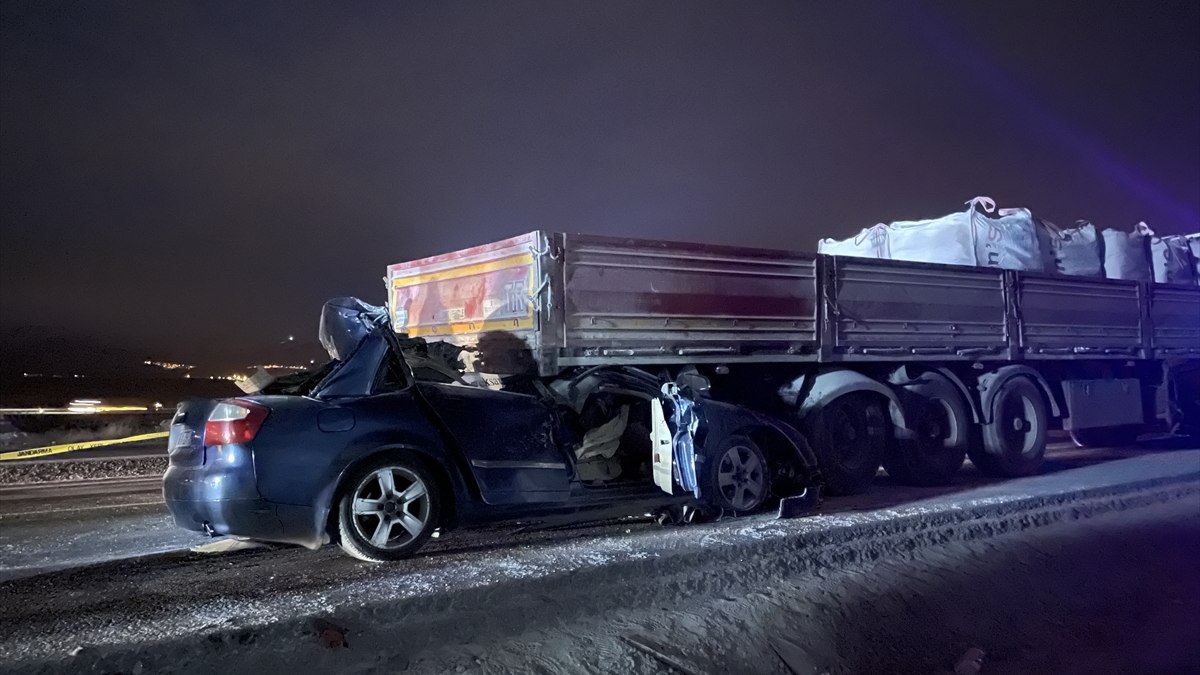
[164,298,819,561]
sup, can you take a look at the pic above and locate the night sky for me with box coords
[2,1,1198,374]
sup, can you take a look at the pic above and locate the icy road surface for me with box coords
[0,444,1197,673]
[0,439,1185,581]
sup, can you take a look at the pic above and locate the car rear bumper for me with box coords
[163,454,322,548]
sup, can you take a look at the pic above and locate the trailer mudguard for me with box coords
[977,365,1062,423]
[789,368,908,431]
[889,364,983,424]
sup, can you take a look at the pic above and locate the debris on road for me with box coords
[777,486,822,519]
[189,539,271,554]
[312,619,350,650]
[954,646,986,674]
[769,629,825,675]
[622,634,703,675]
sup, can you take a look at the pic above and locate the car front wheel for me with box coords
[704,435,771,516]
[336,456,441,562]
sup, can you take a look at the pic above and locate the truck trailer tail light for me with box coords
[204,399,269,446]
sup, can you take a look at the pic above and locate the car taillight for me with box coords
[203,399,269,446]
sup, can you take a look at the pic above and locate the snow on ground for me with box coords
[0,450,1196,674]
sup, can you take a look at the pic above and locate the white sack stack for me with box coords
[1043,220,1103,278]
[1150,234,1197,285]
[1188,234,1200,285]
[1102,223,1154,282]
[818,197,1049,271]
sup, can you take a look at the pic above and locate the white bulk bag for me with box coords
[820,197,1047,272]
[817,224,890,259]
[1044,220,1103,277]
[1102,223,1153,281]
[975,207,1049,272]
[1188,234,1200,285]
[884,215,977,267]
[880,196,994,267]
[1151,234,1197,285]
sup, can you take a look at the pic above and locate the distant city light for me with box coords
[143,360,195,370]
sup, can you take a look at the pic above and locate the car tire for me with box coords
[704,435,771,516]
[805,392,887,496]
[884,372,969,486]
[335,455,441,562]
[971,377,1048,478]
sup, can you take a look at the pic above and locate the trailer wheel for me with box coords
[1069,425,1141,448]
[884,372,969,486]
[971,377,1047,477]
[806,392,887,495]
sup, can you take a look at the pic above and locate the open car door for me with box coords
[650,398,674,494]
[650,383,700,496]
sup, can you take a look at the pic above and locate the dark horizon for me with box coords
[3,1,1198,373]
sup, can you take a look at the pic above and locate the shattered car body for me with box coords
[163,298,820,561]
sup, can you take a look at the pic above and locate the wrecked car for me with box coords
[163,298,820,562]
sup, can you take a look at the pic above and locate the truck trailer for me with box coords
[386,231,1200,495]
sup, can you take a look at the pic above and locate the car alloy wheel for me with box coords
[336,456,441,562]
[350,466,432,550]
[716,443,767,511]
[705,435,771,515]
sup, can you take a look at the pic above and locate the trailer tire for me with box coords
[884,372,969,486]
[972,377,1047,478]
[806,392,887,495]
[1070,425,1140,449]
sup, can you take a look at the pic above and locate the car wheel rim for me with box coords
[716,445,765,511]
[351,467,430,550]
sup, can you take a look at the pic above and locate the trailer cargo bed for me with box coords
[386,231,1200,376]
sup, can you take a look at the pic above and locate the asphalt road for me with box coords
[0,446,1195,674]
[0,438,1192,582]
[0,475,163,513]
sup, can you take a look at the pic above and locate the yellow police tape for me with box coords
[0,431,170,461]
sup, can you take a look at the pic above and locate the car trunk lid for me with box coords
[168,399,217,467]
